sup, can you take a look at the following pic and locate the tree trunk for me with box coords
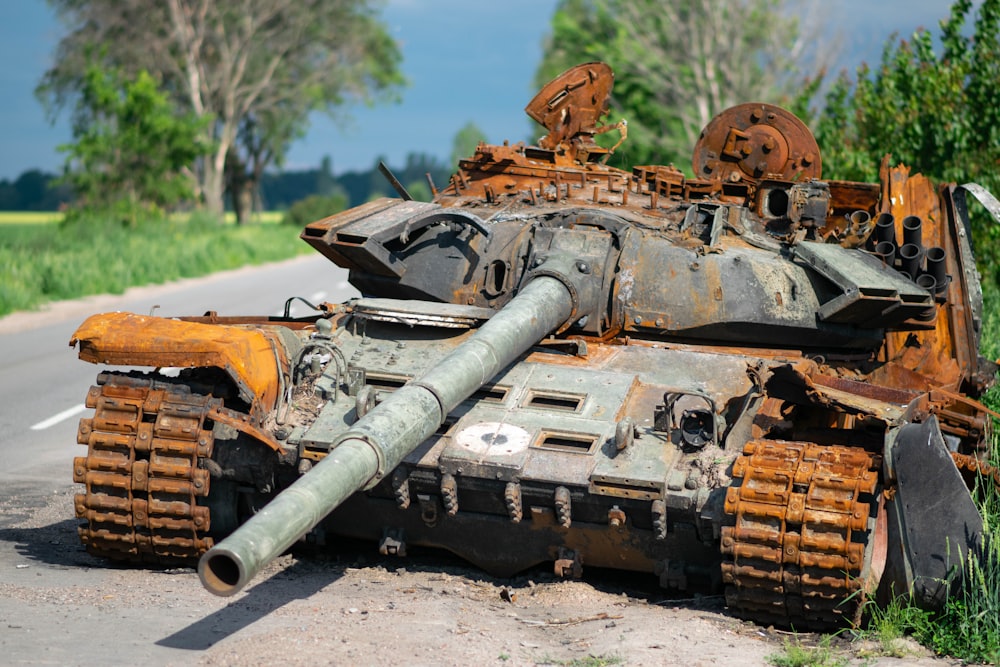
[202,154,226,220]
[226,146,255,225]
[231,180,254,225]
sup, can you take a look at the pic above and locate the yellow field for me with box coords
[0,211,63,224]
[0,210,284,225]
[223,210,283,224]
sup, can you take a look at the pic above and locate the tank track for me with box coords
[952,451,1000,488]
[73,372,220,564]
[720,440,880,628]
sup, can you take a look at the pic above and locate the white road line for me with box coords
[30,404,87,431]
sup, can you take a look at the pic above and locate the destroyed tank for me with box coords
[70,63,1000,628]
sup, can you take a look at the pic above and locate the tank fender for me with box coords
[882,415,984,608]
[70,312,286,413]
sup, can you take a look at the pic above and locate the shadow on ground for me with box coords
[156,558,344,650]
[0,518,100,568]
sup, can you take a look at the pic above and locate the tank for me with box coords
[69,62,1000,628]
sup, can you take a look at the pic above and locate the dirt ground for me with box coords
[0,484,958,667]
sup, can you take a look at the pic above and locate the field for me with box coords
[0,210,307,317]
[0,211,63,224]
[0,210,283,225]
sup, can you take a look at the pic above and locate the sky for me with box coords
[0,0,971,181]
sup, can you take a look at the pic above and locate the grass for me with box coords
[0,211,310,318]
[767,635,848,667]
[856,596,926,658]
[222,210,282,225]
[906,468,1000,663]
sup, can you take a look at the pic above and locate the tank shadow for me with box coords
[0,518,101,568]
[156,558,343,651]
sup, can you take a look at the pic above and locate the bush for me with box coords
[282,193,348,227]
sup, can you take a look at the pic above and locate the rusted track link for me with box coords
[952,451,1000,489]
[721,440,880,628]
[73,372,219,563]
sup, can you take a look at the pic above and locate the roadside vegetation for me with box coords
[849,386,1000,665]
[0,213,309,318]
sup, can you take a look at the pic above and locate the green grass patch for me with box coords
[0,212,310,317]
[767,635,848,667]
[982,280,1000,363]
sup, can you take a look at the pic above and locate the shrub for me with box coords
[282,193,348,227]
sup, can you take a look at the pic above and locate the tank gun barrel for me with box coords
[198,275,575,596]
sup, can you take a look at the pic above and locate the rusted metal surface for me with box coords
[73,373,218,562]
[71,312,285,413]
[721,441,880,627]
[525,62,619,163]
[693,103,822,182]
[952,451,1000,489]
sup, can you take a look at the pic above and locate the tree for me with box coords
[814,0,1000,280]
[0,170,72,211]
[58,63,206,225]
[535,0,833,169]
[39,0,405,223]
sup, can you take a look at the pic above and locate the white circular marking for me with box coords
[455,422,531,457]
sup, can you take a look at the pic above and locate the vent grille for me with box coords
[534,431,598,453]
[524,390,585,413]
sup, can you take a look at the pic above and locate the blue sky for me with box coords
[0,1,967,180]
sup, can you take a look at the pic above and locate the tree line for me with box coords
[0,153,453,213]
[0,169,72,211]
